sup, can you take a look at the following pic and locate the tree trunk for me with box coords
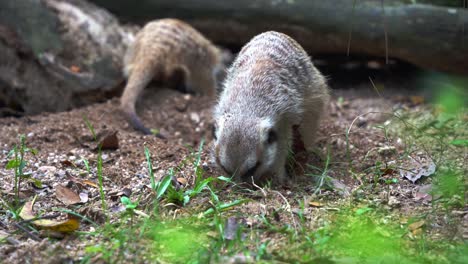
[0,0,136,116]
[93,0,468,75]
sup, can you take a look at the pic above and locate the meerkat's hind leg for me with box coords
[168,66,195,94]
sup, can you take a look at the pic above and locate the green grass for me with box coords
[5,75,463,263]
[79,139,248,263]
[3,135,38,218]
[78,89,466,262]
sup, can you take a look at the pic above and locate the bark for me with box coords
[93,0,468,75]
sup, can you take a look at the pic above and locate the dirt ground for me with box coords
[0,61,466,263]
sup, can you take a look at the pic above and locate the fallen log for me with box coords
[0,0,136,115]
[93,0,468,75]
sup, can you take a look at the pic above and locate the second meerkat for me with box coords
[121,18,223,135]
[213,31,329,184]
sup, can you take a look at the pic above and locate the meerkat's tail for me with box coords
[120,62,162,137]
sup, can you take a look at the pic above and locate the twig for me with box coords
[13,223,41,241]
[272,190,298,234]
[251,177,267,198]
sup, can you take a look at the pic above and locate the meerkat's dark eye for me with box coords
[267,129,277,144]
[212,124,217,140]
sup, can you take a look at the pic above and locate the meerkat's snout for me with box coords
[213,118,281,183]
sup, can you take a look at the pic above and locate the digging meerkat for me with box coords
[212,31,329,184]
[120,18,223,135]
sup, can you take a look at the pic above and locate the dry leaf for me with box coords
[177,177,187,185]
[400,155,436,183]
[414,184,434,202]
[70,65,81,73]
[309,201,324,207]
[408,220,425,231]
[330,178,351,197]
[380,167,396,176]
[412,228,423,236]
[97,130,119,150]
[55,185,82,205]
[134,209,150,218]
[20,200,80,232]
[60,160,75,167]
[82,180,98,188]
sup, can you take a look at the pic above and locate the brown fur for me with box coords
[120,18,222,135]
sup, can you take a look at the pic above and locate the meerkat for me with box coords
[212,31,329,184]
[120,18,223,135]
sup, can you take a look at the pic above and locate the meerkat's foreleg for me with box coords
[299,94,328,151]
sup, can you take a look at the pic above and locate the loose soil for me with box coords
[0,64,466,263]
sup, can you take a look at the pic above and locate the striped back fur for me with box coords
[121,18,222,135]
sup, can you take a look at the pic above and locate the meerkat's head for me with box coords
[213,115,283,183]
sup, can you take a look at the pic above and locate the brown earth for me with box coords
[0,62,466,262]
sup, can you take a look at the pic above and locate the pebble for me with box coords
[57,169,66,177]
[38,166,57,173]
[388,196,400,207]
[190,112,200,123]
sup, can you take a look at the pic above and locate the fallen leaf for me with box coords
[380,167,396,176]
[19,200,80,232]
[82,180,98,188]
[55,185,82,205]
[70,65,81,73]
[412,228,423,236]
[399,155,436,183]
[60,160,75,167]
[134,210,150,218]
[330,178,351,197]
[97,130,119,150]
[118,188,132,197]
[309,201,324,207]
[408,220,425,231]
[176,177,187,185]
[414,184,433,202]
[79,192,89,203]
